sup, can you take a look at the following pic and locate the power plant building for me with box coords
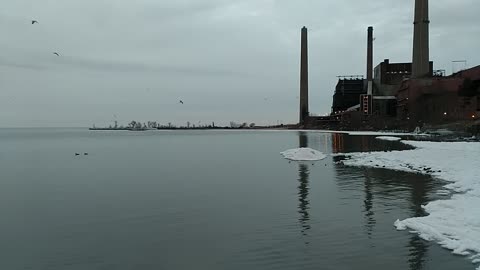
[331,77,365,114]
[299,0,479,131]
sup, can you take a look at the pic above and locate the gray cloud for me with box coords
[0,0,478,127]
[0,54,249,77]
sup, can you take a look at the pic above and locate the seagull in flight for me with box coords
[53,52,60,56]
[31,20,38,24]
[179,100,184,104]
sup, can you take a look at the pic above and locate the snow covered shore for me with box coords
[339,140,480,269]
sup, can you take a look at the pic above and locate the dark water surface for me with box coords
[0,129,473,270]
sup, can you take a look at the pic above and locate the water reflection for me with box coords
[332,134,433,270]
[297,164,310,235]
[408,235,428,270]
[364,169,433,270]
[363,171,375,237]
[299,131,308,148]
[332,133,345,153]
[407,170,430,270]
[331,133,413,153]
[332,133,374,153]
[297,132,311,236]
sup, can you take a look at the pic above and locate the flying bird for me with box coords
[53,52,60,56]
[179,100,184,104]
[31,20,38,24]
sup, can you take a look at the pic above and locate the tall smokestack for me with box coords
[366,26,374,95]
[299,26,309,124]
[412,0,430,78]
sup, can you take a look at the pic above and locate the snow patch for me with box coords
[376,136,402,141]
[394,219,407,230]
[280,148,327,161]
[436,190,451,195]
[347,131,428,136]
[341,141,480,269]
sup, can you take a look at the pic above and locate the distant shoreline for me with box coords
[89,126,293,131]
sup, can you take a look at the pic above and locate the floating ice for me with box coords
[375,136,402,141]
[280,148,327,161]
[339,141,480,269]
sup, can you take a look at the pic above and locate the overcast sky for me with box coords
[0,0,478,127]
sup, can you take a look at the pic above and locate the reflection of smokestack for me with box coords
[298,132,310,235]
[412,0,430,78]
[299,26,309,124]
[299,131,308,148]
[366,26,373,95]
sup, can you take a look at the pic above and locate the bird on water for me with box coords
[179,100,184,104]
[53,52,60,56]
[31,20,38,24]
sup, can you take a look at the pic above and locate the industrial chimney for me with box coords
[366,26,374,95]
[412,0,430,78]
[299,26,309,124]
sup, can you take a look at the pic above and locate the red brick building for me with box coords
[396,65,480,129]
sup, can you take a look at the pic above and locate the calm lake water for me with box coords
[0,128,473,270]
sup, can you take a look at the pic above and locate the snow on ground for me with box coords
[436,190,451,195]
[347,131,428,136]
[280,148,327,161]
[375,136,402,141]
[298,130,429,137]
[338,141,480,269]
[206,129,431,137]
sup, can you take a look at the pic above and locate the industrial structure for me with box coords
[331,76,365,115]
[299,26,309,125]
[412,0,430,79]
[298,0,480,132]
[366,26,374,95]
[396,0,480,130]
